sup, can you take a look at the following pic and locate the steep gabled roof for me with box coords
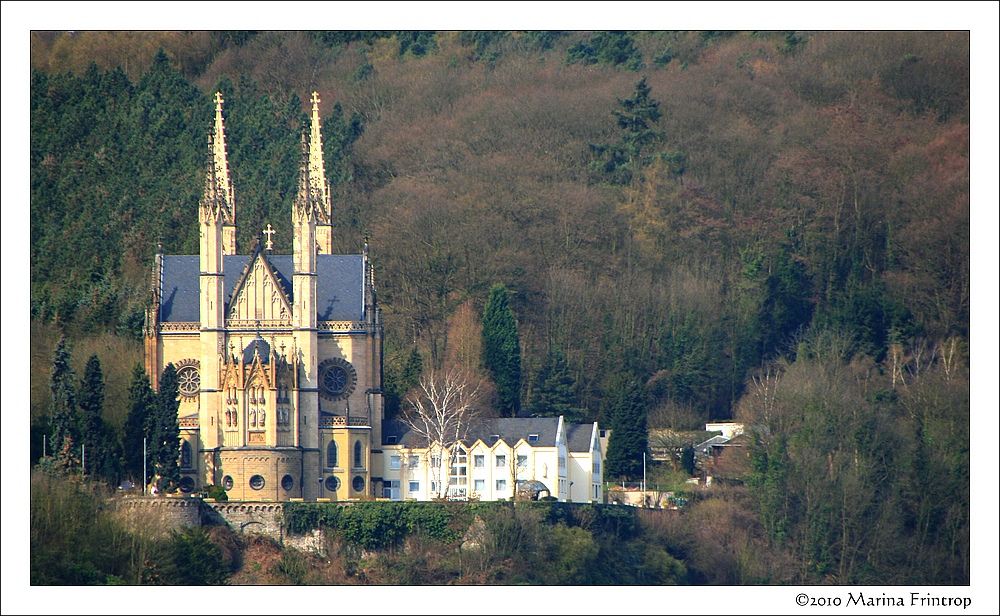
[565,422,598,453]
[159,253,364,323]
[225,242,294,320]
[383,416,595,449]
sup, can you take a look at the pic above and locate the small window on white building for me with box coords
[593,460,601,475]
[474,479,485,492]
[495,454,506,468]
[558,455,566,469]
[431,454,441,468]
[496,479,507,491]
[517,454,528,468]
[408,481,420,492]
[383,480,401,500]
[390,455,401,470]
[474,454,485,468]
[408,455,419,469]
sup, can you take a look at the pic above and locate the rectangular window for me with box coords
[496,479,507,491]
[408,455,420,469]
[474,479,485,492]
[558,456,566,469]
[408,481,420,493]
[528,434,538,443]
[594,484,600,500]
[383,480,400,500]
[474,454,485,468]
[495,454,506,468]
[431,481,440,494]
[593,461,601,475]
[431,455,441,468]
[389,455,401,470]
[517,454,528,468]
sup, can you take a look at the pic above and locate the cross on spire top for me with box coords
[214,91,225,110]
[311,91,321,110]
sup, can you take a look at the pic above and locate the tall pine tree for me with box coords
[590,76,664,185]
[77,354,105,476]
[603,379,648,481]
[124,364,156,486]
[526,348,583,422]
[49,338,78,467]
[152,363,182,492]
[481,284,522,417]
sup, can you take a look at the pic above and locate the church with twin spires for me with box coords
[144,92,385,501]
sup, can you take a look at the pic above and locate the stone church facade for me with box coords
[144,92,384,502]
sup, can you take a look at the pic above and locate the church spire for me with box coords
[210,92,237,253]
[308,92,334,253]
[293,131,314,225]
[199,131,224,224]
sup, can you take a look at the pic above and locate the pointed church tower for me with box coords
[210,92,238,255]
[293,117,320,496]
[198,92,230,451]
[307,92,334,254]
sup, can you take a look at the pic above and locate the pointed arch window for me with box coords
[354,440,364,469]
[180,441,192,468]
[327,441,339,468]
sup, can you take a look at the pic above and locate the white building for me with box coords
[379,416,603,503]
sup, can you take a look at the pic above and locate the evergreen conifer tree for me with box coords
[481,284,522,417]
[124,364,156,486]
[152,363,182,491]
[77,354,105,476]
[590,77,664,185]
[49,338,78,466]
[526,348,583,422]
[603,379,648,481]
[402,346,424,392]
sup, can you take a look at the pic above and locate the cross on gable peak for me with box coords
[263,224,276,251]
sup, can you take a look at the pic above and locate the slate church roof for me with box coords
[158,254,365,322]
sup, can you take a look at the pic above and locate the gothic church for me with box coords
[144,92,384,501]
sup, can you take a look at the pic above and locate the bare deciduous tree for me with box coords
[403,368,483,500]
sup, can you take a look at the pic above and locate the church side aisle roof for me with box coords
[159,254,364,322]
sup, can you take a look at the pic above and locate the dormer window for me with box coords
[528,434,539,443]
[386,435,398,445]
[489,434,500,443]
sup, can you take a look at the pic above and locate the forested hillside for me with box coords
[30,31,970,584]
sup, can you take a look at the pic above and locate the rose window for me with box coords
[177,365,200,397]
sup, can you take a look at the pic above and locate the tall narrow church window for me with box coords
[180,441,192,468]
[327,441,338,468]
[354,440,363,468]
